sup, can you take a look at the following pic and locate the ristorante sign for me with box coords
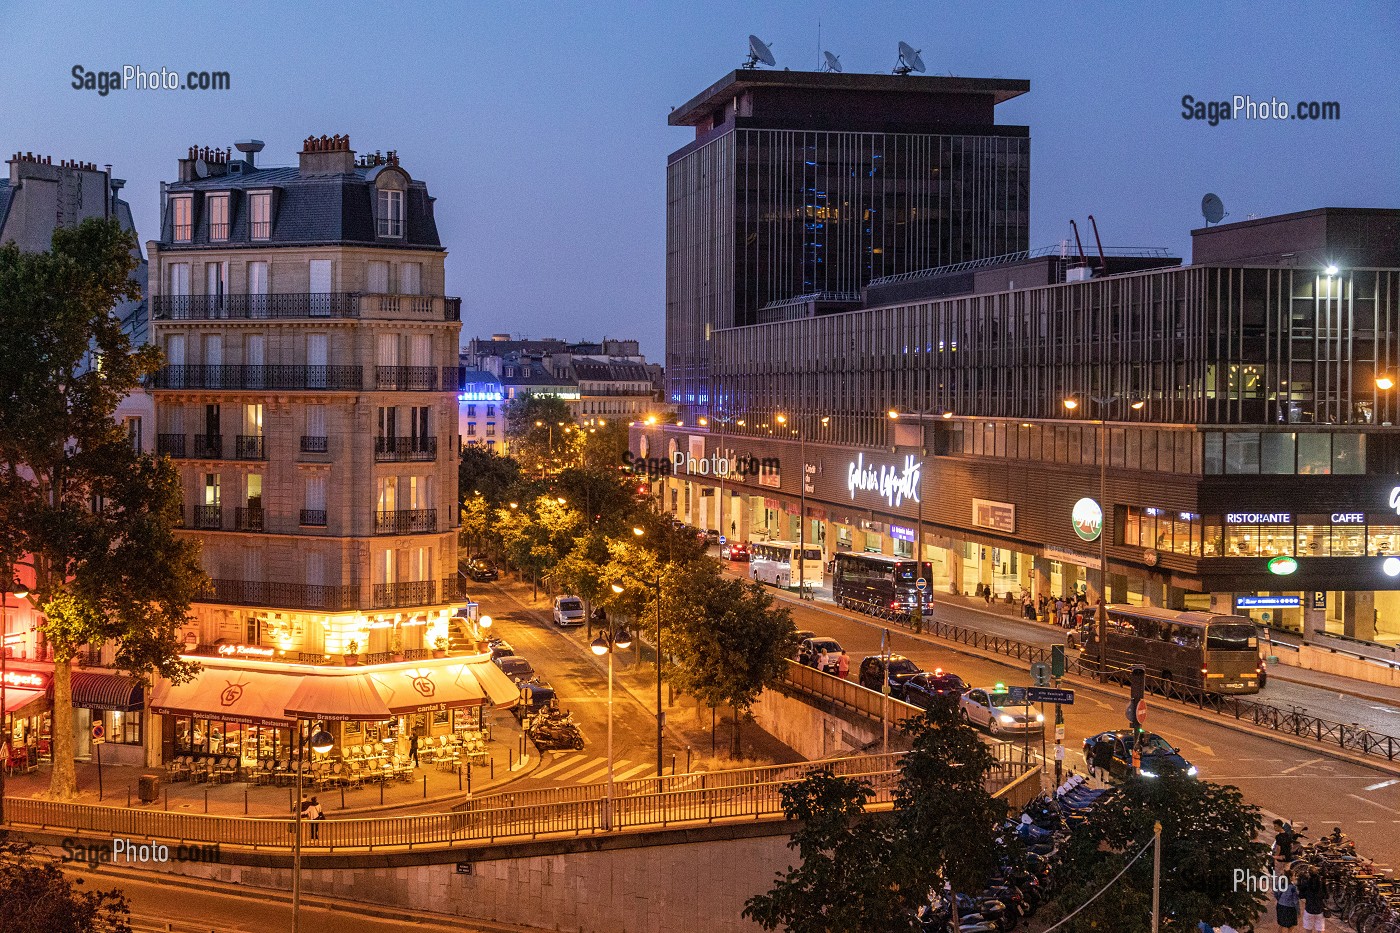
[847,454,922,509]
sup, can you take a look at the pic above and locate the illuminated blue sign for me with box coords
[1235,596,1300,609]
[458,391,503,402]
[890,525,916,543]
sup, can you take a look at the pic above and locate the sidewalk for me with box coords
[4,711,539,817]
[487,572,804,769]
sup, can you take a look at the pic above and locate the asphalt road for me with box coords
[771,586,1400,866]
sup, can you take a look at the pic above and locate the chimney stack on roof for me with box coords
[299,133,355,176]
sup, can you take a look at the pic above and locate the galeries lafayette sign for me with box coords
[847,454,922,509]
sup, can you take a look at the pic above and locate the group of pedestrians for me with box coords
[803,647,850,679]
[1271,819,1326,932]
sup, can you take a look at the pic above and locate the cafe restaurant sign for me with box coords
[217,644,275,659]
[847,454,922,509]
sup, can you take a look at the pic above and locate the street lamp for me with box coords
[774,413,810,597]
[590,625,632,828]
[625,530,666,777]
[292,722,334,933]
[0,580,29,825]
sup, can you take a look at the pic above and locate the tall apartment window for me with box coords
[466,404,477,417]
[246,474,263,509]
[249,192,271,240]
[410,406,430,445]
[367,261,390,293]
[376,477,398,512]
[485,404,496,417]
[243,403,264,436]
[123,417,142,452]
[304,475,326,511]
[377,189,403,237]
[204,404,221,437]
[466,423,477,437]
[171,197,193,242]
[377,406,398,439]
[399,262,421,295]
[207,194,229,241]
[247,261,269,318]
[168,262,191,299]
[485,421,495,437]
[203,473,220,507]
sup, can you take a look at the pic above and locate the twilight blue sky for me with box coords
[3,1,1398,358]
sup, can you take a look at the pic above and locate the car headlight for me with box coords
[999,714,1016,725]
[1186,765,1198,777]
[1034,713,1045,723]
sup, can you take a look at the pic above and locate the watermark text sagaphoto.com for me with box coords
[60,837,221,870]
[72,65,231,96]
[1181,94,1340,126]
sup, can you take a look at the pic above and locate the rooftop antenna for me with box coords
[894,41,925,75]
[743,35,776,70]
[1201,192,1227,226]
[823,50,843,73]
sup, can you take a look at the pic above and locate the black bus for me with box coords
[832,553,933,616]
[1083,604,1264,695]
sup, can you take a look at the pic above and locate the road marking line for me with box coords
[1280,757,1325,774]
[552,758,619,782]
[529,756,585,780]
[1350,794,1400,816]
[614,763,654,781]
[1365,779,1400,791]
[573,765,615,784]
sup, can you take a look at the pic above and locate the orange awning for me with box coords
[367,663,488,715]
[3,688,46,716]
[285,674,392,722]
[151,667,299,726]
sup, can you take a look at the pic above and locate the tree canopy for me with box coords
[0,838,131,933]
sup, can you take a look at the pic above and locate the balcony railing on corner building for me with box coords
[374,436,438,462]
[375,366,439,391]
[234,506,264,533]
[209,579,360,612]
[373,508,436,535]
[152,293,462,322]
[193,505,222,530]
[156,433,186,457]
[299,509,327,527]
[299,435,329,454]
[149,365,362,391]
[192,434,223,459]
[234,435,265,460]
[370,579,437,609]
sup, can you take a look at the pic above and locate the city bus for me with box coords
[831,553,933,615]
[748,541,825,590]
[1083,605,1264,695]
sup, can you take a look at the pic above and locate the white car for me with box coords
[552,595,586,627]
[958,686,1045,736]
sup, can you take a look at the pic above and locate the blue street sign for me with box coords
[915,577,928,592]
[1027,687,1075,705]
[1006,686,1028,704]
[718,535,727,545]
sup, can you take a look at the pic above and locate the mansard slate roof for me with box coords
[159,164,441,250]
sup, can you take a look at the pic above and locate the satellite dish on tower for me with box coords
[894,41,925,75]
[823,50,842,73]
[1201,193,1226,226]
[744,35,776,69]
[193,157,208,178]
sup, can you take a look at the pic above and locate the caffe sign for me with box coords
[847,453,922,509]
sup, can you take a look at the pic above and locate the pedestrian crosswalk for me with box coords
[530,753,655,786]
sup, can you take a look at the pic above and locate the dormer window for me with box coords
[249,191,272,240]
[171,196,193,243]
[377,189,403,237]
[207,194,229,241]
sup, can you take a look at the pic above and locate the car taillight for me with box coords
[890,600,899,608]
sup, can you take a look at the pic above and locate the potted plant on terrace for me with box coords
[390,629,405,663]
[432,636,448,659]
[343,640,360,666]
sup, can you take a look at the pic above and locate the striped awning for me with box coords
[70,672,144,712]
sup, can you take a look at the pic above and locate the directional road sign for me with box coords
[1027,687,1075,705]
[1030,661,1051,687]
[1006,686,1028,704]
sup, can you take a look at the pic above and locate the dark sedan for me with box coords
[1083,729,1198,781]
[857,655,923,698]
[900,670,968,710]
[494,655,537,685]
[466,559,499,582]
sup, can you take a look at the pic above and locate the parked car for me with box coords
[466,558,499,582]
[857,654,923,698]
[901,670,968,710]
[494,655,538,685]
[790,630,816,660]
[487,638,515,660]
[959,686,1045,735]
[552,595,586,627]
[704,528,721,544]
[1082,729,1197,780]
[797,637,844,674]
[720,542,751,561]
[512,682,557,721]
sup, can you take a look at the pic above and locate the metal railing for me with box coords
[233,506,264,533]
[156,433,186,457]
[373,508,436,535]
[192,434,222,459]
[299,509,327,527]
[866,245,1174,287]
[208,579,359,612]
[234,434,265,460]
[152,293,462,322]
[299,435,329,454]
[3,750,1032,852]
[148,365,362,391]
[375,366,439,391]
[192,505,222,530]
[781,660,924,723]
[370,580,437,609]
[374,436,438,462]
[841,598,1400,763]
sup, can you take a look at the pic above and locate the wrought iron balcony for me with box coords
[234,506,264,532]
[374,436,438,462]
[299,435,329,454]
[208,579,360,612]
[444,297,461,321]
[375,366,439,391]
[156,433,186,457]
[234,435,265,459]
[193,505,222,530]
[148,365,363,391]
[299,509,327,527]
[370,580,437,609]
[373,508,436,535]
[151,292,462,322]
[192,434,223,458]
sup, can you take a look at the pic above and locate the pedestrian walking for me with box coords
[1054,597,1066,626]
[409,733,419,767]
[836,650,850,680]
[1021,591,1033,620]
[304,796,324,840]
[1276,869,1300,931]
[1296,866,1327,932]
[982,584,992,606]
[1272,818,1296,872]
[817,648,830,674]
[1090,737,1114,781]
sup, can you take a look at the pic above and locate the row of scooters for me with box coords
[916,773,1111,932]
[526,705,585,751]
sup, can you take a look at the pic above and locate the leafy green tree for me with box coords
[0,219,207,799]
[504,393,578,474]
[458,444,521,508]
[742,770,913,933]
[460,493,492,556]
[667,572,798,755]
[890,706,1008,910]
[0,837,131,933]
[579,418,631,472]
[1044,776,1269,933]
